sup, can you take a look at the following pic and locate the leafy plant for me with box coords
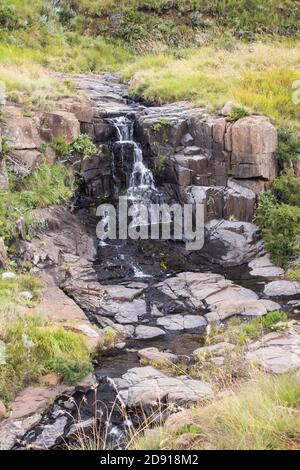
[227,106,250,122]
[275,129,300,162]
[0,137,11,160]
[151,117,171,133]
[272,170,300,207]
[71,134,97,160]
[51,136,71,158]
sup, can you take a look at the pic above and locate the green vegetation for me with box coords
[50,136,71,158]
[0,313,92,405]
[226,106,249,122]
[0,272,92,405]
[151,117,171,133]
[0,162,74,241]
[287,266,300,281]
[132,372,300,450]
[71,134,97,160]
[256,185,300,267]
[207,311,288,347]
[272,170,300,207]
[275,128,300,162]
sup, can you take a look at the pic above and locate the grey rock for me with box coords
[32,416,68,449]
[248,254,284,278]
[204,219,264,267]
[135,325,166,339]
[112,366,213,407]
[264,280,300,297]
[157,314,207,331]
[246,329,300,374]
[138,347,178,364]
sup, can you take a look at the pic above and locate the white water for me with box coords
[112,116,159,227]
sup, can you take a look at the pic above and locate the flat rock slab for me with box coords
[264,280,300,297]
[113,366,213,407]
[248,255,284,278]
[138,347,178,364]
[246,329,300,374]
[135,326,166,339]
[157,314,207,331]
[212,299,281,320]
[155,272,279,321]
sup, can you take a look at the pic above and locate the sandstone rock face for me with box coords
[112,366,213,407]
[3,115,41,150]
[57,98,93,123]
[246,329,300,374]
[154,272,279,323]
[38,111,80,143]
[231,116,278,179]
[203,219,264,266]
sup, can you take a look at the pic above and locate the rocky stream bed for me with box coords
[1,74,300,450]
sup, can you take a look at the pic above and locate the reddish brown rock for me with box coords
[3,116,41,150]
[38,111,80,144]
[57,98,93,123]
[230,116,278,180]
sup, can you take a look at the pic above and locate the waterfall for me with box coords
[111,116,160,227]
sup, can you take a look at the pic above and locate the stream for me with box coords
[14,74,300,451]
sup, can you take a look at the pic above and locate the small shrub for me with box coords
[71,134,97,160]
[264,204,300,267]
[0,137,11,160]
[227,106,250,122]
[286,266,300,281]
[51,136,71,158]
[272,170,300,207]
[0,5,19,30]
[275,129,300,162]
[255,190,278,228]
[151,117,171,133]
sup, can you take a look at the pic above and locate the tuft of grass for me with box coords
[286,266,300,282]
[0,162,74,241]
[132,372,300,450]
[275,128,300,162]
[0,272,43,307]
[226,106,249,122]
[207,311,289,347]
[0,314,93,405]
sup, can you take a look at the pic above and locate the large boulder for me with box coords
[230,116,278,180]
[56,98,93,124]
[203,219,264,266]
[246,329,300,374]
[264,280,300,297]
[38,111,80,143]
[2,115,41,150]
[112,366,213,407]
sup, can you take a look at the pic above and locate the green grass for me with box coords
[286,266,300,282]
[207,311,289,347]
[0,314,93,405]
[0,162,74,241]
[131,372,300,450]
[0,272,43,307]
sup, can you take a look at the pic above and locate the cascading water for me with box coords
[111,116,160,227]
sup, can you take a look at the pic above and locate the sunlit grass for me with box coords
[122,40,300,128]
